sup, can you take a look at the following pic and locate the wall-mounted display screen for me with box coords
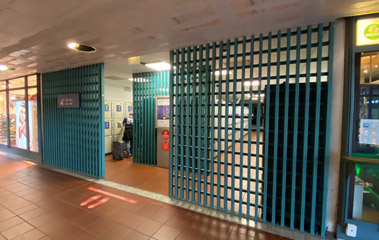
[28,88,38,152]
[0,91,7,145]
[9,90,26,149]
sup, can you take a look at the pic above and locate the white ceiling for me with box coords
[104,51,169,87]
[0,0,378,80]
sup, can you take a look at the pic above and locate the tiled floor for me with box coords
[105,155,169,195]
[0,154,290,240]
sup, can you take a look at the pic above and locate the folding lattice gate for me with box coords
[169,23,334,237]
[133,71,169,165]
[42,64,105,178]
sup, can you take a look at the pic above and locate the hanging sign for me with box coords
[161,141,169,151]
[357,18,379,46]
[162,130,170,140]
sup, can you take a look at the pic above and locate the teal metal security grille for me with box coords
[170,23,334,237]
[133,71,169,165]
[42,64,105,178]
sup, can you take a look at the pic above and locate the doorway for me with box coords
[103,52,170,196]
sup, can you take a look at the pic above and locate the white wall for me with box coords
[326,19,345,233]
[104,82,133,102]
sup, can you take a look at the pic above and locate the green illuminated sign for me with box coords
[364,24,379,40]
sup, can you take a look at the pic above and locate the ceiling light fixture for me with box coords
[128,78,134,81]
[144,61,171,71]
[67,42,96,53]
[0,65,9,71]
[363,69,368,73]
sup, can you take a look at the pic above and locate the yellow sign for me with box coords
[357,18,379,46]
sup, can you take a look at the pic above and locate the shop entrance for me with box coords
[103,52,170,195]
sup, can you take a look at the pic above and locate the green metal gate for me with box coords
[133,71,169,165]
[169,23,334,237]
[42,63,105,178]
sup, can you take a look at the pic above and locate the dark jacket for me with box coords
[122,117,133,141]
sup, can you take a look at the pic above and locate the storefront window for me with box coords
[9,77,24,89]
[9,89,26,149]
[27,75,37,87]
[28,88,38,152]
[0,91,7,145]
[355,52,379,153]
[351,52,379,224]
[0,74,40,155]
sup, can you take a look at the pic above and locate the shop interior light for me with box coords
[244,81,260,86]
[214,70,232,76]
[364,69,368,73]
[144,62,171,71]
[0,65,8,71]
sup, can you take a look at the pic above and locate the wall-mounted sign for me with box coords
[357,18,379,46]
[161,141,169,151]
[116,105,122,112]
[105,104,109,112]
[359,119,379,145]
[162,129,169,140]
[57,94,80,108]
[128,106,132,112]
[156,96,170,128]
[105,122,110,129]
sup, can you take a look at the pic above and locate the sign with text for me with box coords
[57,94,80,108]
[357,18,379,46]
[359,119,379,145]
[156,96,170,128]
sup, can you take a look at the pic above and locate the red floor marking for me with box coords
[80,195,102,207]
[88,197,110,209]
[88,187,138,204]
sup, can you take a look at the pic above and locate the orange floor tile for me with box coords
[0,153,290,240]
[105,154,169,196]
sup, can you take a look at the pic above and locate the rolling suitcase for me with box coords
[112,141,126,160]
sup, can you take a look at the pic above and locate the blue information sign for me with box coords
[128,106,132,112]
[105,122,110,129]
[105,104,109,112]
[116,105,121,112]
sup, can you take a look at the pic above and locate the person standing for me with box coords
[122,113,133,157]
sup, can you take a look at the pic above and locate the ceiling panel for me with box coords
[0,0,377,80]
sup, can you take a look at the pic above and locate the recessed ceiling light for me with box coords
[68,42,79,49]
[67,42,96,53]
[0,65,8,71]
[363,69,368,73]
[144,62,171,71]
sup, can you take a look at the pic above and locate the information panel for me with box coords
[156,97,170,128]
[359,119,379,145]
